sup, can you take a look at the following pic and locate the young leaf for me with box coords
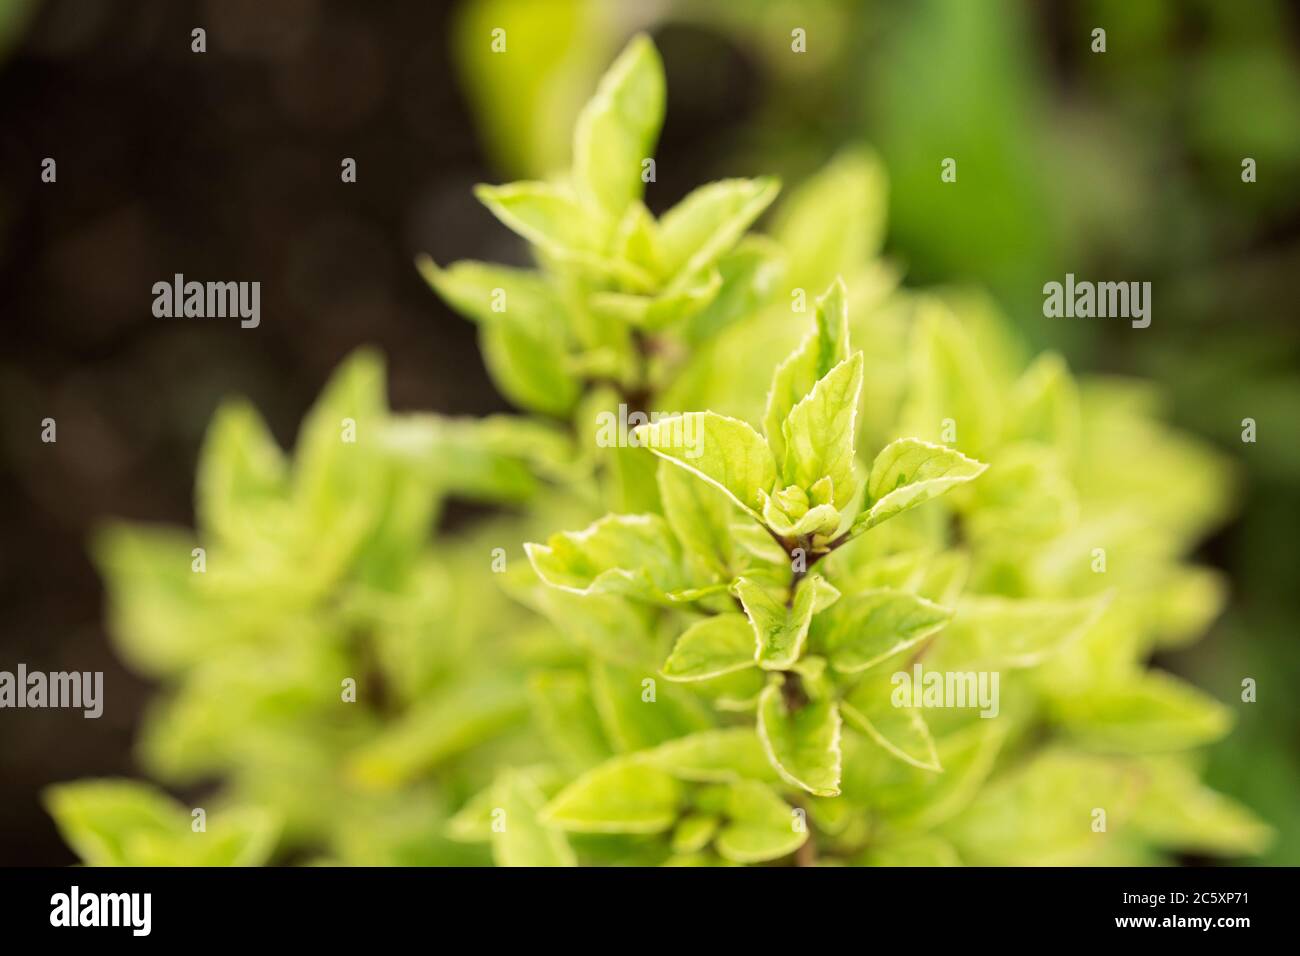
[195,400,288,548]
[633,412,777,518]
[715,780,807,864]
[855,438,987,533]
[658,177,781,288]
[661,614,757,682]
[572,33,665,219]
[657,461,736,576]
[474,181,594,260]
[492,770,577,867]
[541,757,682,834]
[525,514,690,601]
[781,352,864,508]
[641,729,780,784]
[736,576,818,671]
[811,587,952,675]
[764,278,850,466]
[756,680,842,797]
[841,668,941,772]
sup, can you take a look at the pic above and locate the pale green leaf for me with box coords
[634,412,777,518]
[771,147,888,292]
[640,728,780,783]
[541,757,682,834]
[661,614,756,682]
[657,460,737,576]
[1055,672,1233,753]
[781,353,864,509]
[763,277,850,467]
[842,667,941,772]
[936,595,1109,669]
[525,514,690,601]
[756,680,842,797]
[736,576,818,671]
[811,587,952,675]
[858,437,987,533]
[195,400,288,547]
[572,33,665,218]
[715,780,807,864]
[658,177,781,288]
[670,813,720,854]
[492,770,577,867]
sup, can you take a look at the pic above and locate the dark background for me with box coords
[2,0,1299,865]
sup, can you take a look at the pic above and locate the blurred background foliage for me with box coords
[0,0,1296,864]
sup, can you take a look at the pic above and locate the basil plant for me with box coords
[48,35,1269,867]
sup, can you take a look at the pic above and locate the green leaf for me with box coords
[657,461,736,576]
[715,780,807,864]
[841,667,941,772]
[474,181,594,259]
[781,352,864,509]
[480,319,581,417]
[756,680,842,797]
[1054,672,1233,754]
[900,301,1001,460]
[446,784,499,844]
[811,587,952,675]
[763,278,850,467]
[641,729,780,783]
[936,595,1108,669]
[736,576,818,671]
[541,757,682,834]
[658,177,781,289]
[634,412,777,518]
[941,749,1143,866]
[572,33,665,218]
[591,268,721,331]
[683,236,787,344]
[346,680,527,788]
[661,614,756,682]
[44,780,278,867]
[525,514,690,601]
[528,671,612,772]
[416,257,555,326]
[855,438,987,533]
[670,813,720,854]
[418,260,580,417]
[195,400,288,547]
[45,779,187,867]
[492,770,577,867]
[292,348,389,528]
[377,414,576,503]
[771,147,888,292]
[588,658,712,752]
